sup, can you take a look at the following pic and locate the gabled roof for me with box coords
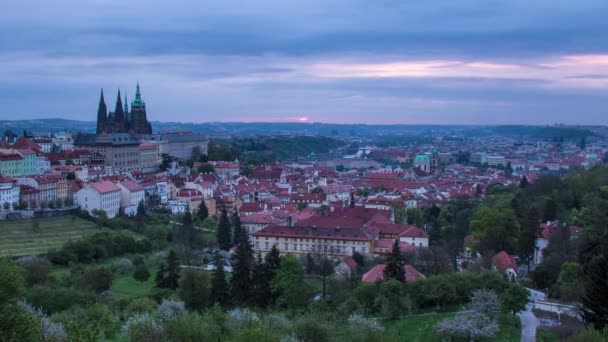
[492,251,517,274]
[90,180,120,194]
[361,264,424,283]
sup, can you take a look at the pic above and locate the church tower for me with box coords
[113,89,127,132]
[130,82,152,135]
[96,89,107,134]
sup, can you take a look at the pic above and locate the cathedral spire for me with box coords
[96,89,107,134]
[114,89,126,131]
[132,82,144,106]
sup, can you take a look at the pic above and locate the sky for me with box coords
[1,1,608,125]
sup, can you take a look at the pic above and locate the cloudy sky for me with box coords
[1,1,608,124]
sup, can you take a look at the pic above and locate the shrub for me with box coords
[227,308,260,332]
[164,312,222,341]
[125,297,157,316]
[155,299,186,321]
[72,266,113,294]
[26,285,94,314]
[121,314,163,342]
[116,258,134,274]
[434,312,498,340]
[348,314,383,342]
[292,316,333,342]
[16,256,52,286]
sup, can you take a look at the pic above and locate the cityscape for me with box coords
[1,2,608,342]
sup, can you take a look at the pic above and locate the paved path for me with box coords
[518,290,543,342]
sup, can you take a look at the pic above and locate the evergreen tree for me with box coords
[209,255,228,305]
[156,250,181,289]
[232,211,243,246]
[384,239,405,282]
[230,234,254,304]
[349,193,355,208]
[579,191,608,328]
[318,256,335,299]
[519,175,529,188]
[305,253,315,274]
[265,244,281,273]
[155,262,167,288]
[519,207,540,271]
[251,253,273,307]
[217,209,231,250]
[197,200,209,221]
[178,268,209,311]
[176,210,199,263]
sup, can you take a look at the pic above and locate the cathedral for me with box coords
[96,83,152,135]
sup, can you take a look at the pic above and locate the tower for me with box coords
[113,89,127,132]
[130,82,152,135]
[96,89,107,134]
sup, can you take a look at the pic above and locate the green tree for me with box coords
[383,239,405,282]
[311,187,324,194]
[501,284,529,315]
[376,280,412,319]
[552,261,583,302]
[470,206,520,254]
[519,207,540,271]
[271,254,307,309]
[318,256,335,299]
[232,211,243,246]
[217,209,232,251]
[230,234,253,304]
[133,262,151,282]
[209,256,228,305]
[578,191,608,328]
[519,175,529,188]
[73,266,113,293]
[0,258,38,341]
[156,250,181,289]
[197,200,209,221]
[178,268,210,311]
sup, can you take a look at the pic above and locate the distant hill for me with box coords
[0,118,604,139]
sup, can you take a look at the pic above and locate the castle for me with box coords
[96,83,152,135]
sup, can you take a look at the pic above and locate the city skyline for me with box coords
[1,1,608,125]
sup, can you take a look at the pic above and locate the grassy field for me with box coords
[370,313,521,342]
[537,328,560,341]
[0,216,104,257]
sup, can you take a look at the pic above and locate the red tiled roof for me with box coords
[90,180,120,193]
[252,225,373,241]
[361,264,424,283]
[373,239,415,253]
[492,251,517,274]
[119,180,144,192]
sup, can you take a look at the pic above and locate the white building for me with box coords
[0,176,20,209]
[117,180,145,215]
[75,181,121,218]
[36,154,51,175]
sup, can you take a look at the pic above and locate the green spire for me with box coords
[132,82,144,107]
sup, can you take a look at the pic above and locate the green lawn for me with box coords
[0,216,105,257]
[369,313,521,342]
[537,328,560,342]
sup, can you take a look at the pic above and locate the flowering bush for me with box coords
[121,314,163,341]
[155,299,186,321]
[227,308,260,332]
[434,312,498,340]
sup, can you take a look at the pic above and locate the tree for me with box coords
[501,284,529,315]
[197,200,209,221]
[197,163,215,174]
[518,207,540,271]
[133,262,151,282]
[578,192,608,328]
[543,198,558,222]
[178,268,210,311]
[0,258,38,341]
[434,312,498,341]
[519,176,529,188]
[349,193,355,208]
[376,280,412,319]
[230,234,253,304]
[318,256,335,299]
[73,266,113,293]
[311,186,324,194]
[470,206,520,254]
[552,261,583,302]
[217,209,231,251]
[271,254,307,309]
[209,256,228,305]
[383,239,405,282]
[470,289,501,316]
[232,211,243,246]
[156,250,181,290]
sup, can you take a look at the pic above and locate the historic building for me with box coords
[96,83,152,135]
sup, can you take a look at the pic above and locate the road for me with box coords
[518,288,545,342]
